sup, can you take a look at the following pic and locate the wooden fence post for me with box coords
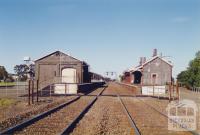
[172,82,174,100]
[169,83,172,102]
[36,80,39,102]
[32,80,34,104]
[176,80,179,100]
[28,80,31,105]
[65,84,67,95]
[50,84,52,98]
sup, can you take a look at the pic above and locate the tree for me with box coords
[14,64,35,81]
[187,57,200,87]
[177,71,190,87]
[177,51,200,87]
[195,51,200,59]
[5,74,14,82]
[0,66,8,81]
[29,64,35,78]
[14,64,29,81]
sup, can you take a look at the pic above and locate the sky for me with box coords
[0,0,200,77]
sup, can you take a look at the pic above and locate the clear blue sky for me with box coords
[0,0,200,77]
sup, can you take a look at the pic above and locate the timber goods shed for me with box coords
[35,51,90,91]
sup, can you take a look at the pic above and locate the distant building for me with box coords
[89,72,104,82]
[123,49,173,86]
[121,71,132,84]
[10,74,19,81]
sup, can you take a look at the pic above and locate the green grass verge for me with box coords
[0,98,15,107]
[0,82,16,87]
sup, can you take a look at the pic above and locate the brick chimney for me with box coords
[153,49,158,57]
[139,57,143,65]
[139,57,147,65]
[143,57,146,63]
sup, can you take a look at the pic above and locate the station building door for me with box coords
[54,68,77,94]
[62,68,77,83]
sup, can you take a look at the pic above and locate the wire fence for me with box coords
[0,81,59,103]
[178,82,200,93]
[0,76,80,103]
[0,82,28,101]
[191,87,200,93]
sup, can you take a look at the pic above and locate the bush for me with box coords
[0,98,15,107]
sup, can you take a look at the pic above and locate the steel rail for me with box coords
[117,82,197,135]
[60,86,106,135]
[136,97,199,135]
[117,94,141,135]
[114,83,141,135]
[0,96,81,135]
[0,84,107,135]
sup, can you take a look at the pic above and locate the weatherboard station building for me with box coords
[122,49,173,94]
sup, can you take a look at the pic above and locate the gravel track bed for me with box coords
[140,97,200,133]
[70,97,134,135]
[0,96,76,132]
[139,97,169,114]
[102,83,137,96]
[179,88,200,133]
[86,87,106,95]
[0,87,104,133]
[14,96,94,135]
[122,97,192,135]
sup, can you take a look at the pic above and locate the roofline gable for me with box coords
[34,51,83,63]
[129,56,173,73]
[142,56,173,67]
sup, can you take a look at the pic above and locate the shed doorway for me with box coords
[151,73,157,85]
[133,71,142,84]
[62,68,77,83]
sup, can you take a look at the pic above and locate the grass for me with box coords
[0,98,15,107]
[0,82,16,87]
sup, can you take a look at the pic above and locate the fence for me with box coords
[0,77,106,105]
[0,80,62,105]
[0,81,28,100]
[119,81,180,101]
[0,81,31,121]
[117,81,179,100]
[178,82,200,93]
[191,87,200,93]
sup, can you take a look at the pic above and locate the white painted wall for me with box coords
[142,86,166,95]
[62,68,77,83]
[54,84,77,94]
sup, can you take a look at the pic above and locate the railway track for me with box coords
[115,83,197,135]
[113,84,141,135]
[0,86,106,135]
[62,83,140,135]
[117,94,141,135]
[1,83,198,135]
[70,97,135,135]
[136,98,198,135]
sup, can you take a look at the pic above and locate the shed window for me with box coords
[151,73,157,85]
